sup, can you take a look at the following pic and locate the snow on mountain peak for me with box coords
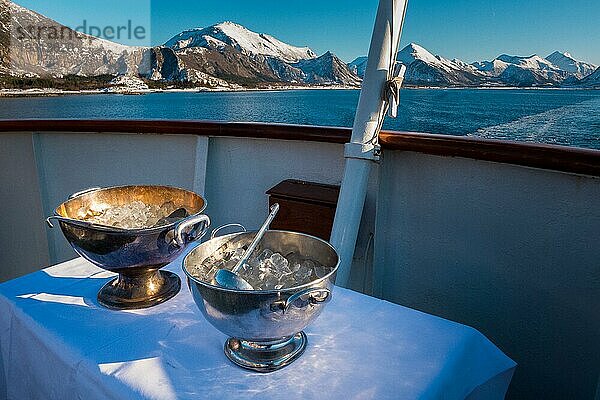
[4,0,145,78]
[397,43,440,66]
[476,53,562,75]
[547,51,573,60]
[495,54,554,69]
[470,52,575,85]
[6,0,137,55]
[165,22,316,63]
[217,21,244,28]
[545,51,597,79]
[396,43,470,75]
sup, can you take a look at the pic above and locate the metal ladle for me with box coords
[212,203,280,290]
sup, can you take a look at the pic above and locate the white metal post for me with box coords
[330,0,408,287]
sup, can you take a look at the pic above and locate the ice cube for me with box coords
[241,262,255,276]
[314,265,330,278]
[249,249,273,267]
[78,199,186,229]
[285,252,303,266]
[294,262,314,283]
[269,253,289,270]
[231,247,246,261]
[159,201,176,215]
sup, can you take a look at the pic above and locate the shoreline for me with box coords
[0,85,360,98]
[0,85,596,98]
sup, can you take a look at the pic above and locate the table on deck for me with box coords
[0,257,515,400]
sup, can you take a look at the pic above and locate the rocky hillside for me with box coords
[292,51,361,85]
[1,1,147,78]
[0,0,12,74]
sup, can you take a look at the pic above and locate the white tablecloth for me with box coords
[0,257,515,400]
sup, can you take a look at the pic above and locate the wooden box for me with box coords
[266,180,340,241]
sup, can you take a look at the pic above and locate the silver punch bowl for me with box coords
[183,230,339,372]
[47,185,210,310]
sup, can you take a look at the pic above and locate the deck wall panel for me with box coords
[374,150,600,399]
[0,133,50,281]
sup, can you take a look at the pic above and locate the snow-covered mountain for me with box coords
[165,21,316,63]
[395,43,484,86]
[471,59,509,76]
[158,22,359,86]
[350,43,598,87]
[349,43,484,86]
[348,56,367,78]
[396,43,449,69]
[545,51,596,79]
[293,51,361,86]
[473,52,596,86]
[1,0,148,78]
[577,67,600,88]
[473,54,569,85]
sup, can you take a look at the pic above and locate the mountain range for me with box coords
[1,1,359,88]
[1,1,598,89]
[350,43,598,88]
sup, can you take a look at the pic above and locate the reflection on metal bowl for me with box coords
[47,185,210,310]
[183,230,339,372]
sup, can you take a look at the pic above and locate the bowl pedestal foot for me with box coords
[97,269,181,310]
[224,331,307,372]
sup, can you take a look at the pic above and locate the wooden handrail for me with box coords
[0,119,350,143]
[379,131,600,177]
[0,119,598,176]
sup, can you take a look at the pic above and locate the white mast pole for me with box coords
[331,0,408,287]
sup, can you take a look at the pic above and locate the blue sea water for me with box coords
[0,88,598,149]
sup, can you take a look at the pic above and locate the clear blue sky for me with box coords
[14,0,600,64]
